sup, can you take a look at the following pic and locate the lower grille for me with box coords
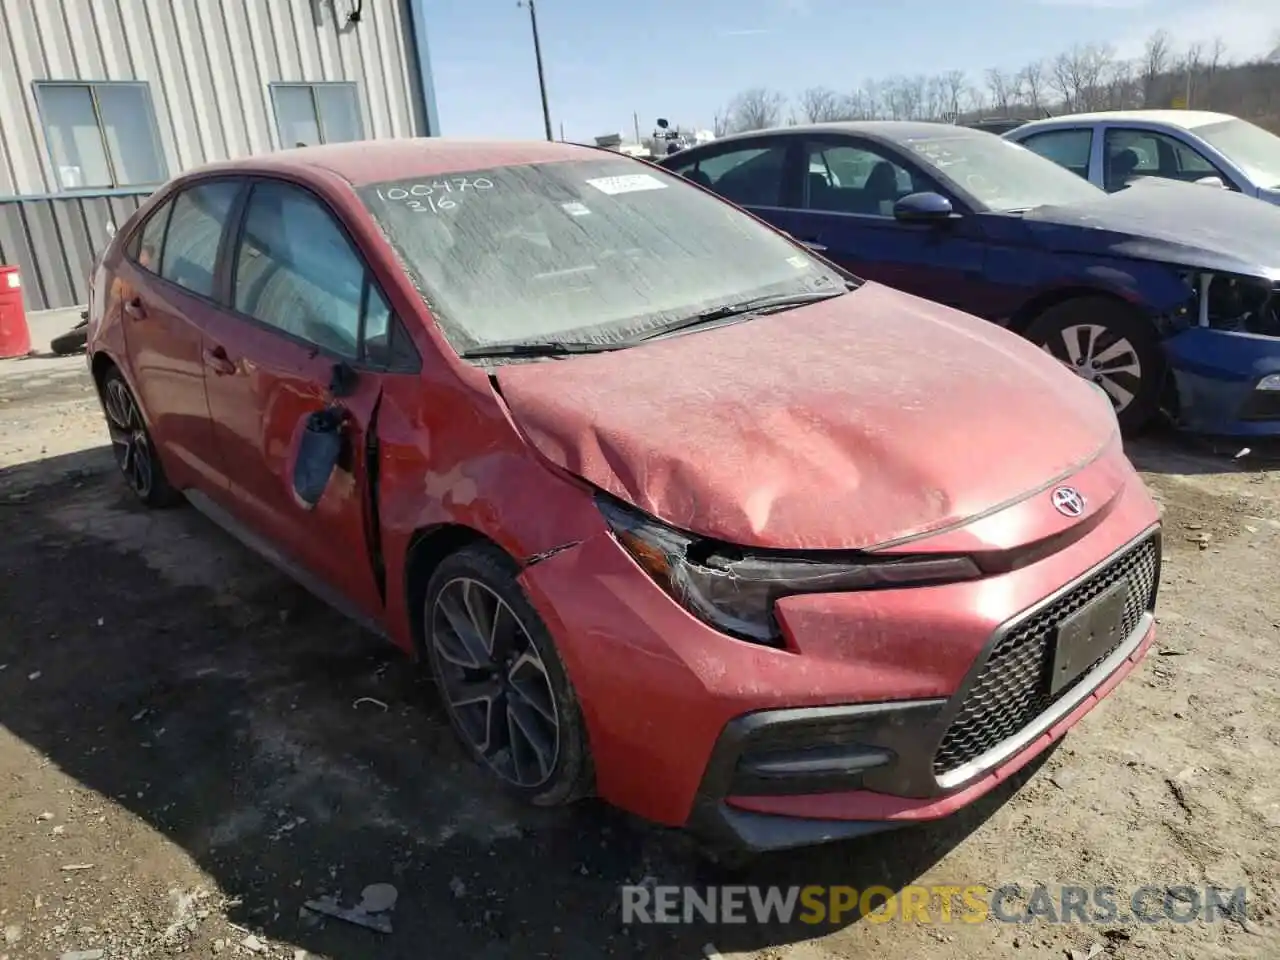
[932,533,1160,777]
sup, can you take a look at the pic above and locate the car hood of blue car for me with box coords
[1020,178,1280,281]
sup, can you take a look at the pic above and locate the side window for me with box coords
[361,283,419,369]
[231,181,394,362]
[1170,139,1216,175]
[1104,129,1225,191]
[686,144,789,207]
[803,142,927,217]
[1020,129,1093,179]
[131,198,173,275]
[158,181,241,298]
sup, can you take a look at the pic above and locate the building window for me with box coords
[270,83,364,148]
[33,81,167,190]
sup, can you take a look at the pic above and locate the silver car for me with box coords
[1005,110,1280,206]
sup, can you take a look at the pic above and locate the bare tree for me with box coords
[1181,41,1204,106]
[799,86,849,123]
[1018,59,1047,113]
[712,110,730,138]
[726,87,787,132]
[1103,58,1136,110]
[862,79,884,119]
[964,84,987,116]
[986,68,1015,114]
[941,69,967,120]
[924,75,946,121]
[1205,37,1227,108]
[1141,30,1171,107]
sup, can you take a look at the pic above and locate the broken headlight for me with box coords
[1179,271,1280,336]
[596,493,982,646]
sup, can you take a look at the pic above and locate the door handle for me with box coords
[800,240,828,252]
[203,345,237,376]
[123,297,146,320]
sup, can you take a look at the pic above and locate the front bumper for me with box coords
[517,447,1161,841]
[1163,327,1280,436]
[689,528,1159,853]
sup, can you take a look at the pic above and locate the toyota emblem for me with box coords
[1051,486,1086,518]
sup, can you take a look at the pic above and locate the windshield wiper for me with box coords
[460,340,621,359]
[621,288,850,345]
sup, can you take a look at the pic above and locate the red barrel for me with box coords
[0,265,32,359]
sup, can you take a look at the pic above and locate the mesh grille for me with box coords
[932,535,1159,777]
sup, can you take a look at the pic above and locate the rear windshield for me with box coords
[357,157,848,353]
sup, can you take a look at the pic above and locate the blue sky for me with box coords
[423,0,1277,140]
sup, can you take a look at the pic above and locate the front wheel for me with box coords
[422,543,594,807]
[1024,297,1165,435]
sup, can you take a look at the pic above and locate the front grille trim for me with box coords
[931,525,1161,789]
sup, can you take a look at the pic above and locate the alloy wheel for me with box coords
[430,577,561,788]
[102,378,154,500]
[1040,323,1142,413]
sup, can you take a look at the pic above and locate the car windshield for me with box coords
[900,131,1105,213]
[1193,118,1280,189]
[357,158,850,354]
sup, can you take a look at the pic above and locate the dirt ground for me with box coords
[2,346,1279,960]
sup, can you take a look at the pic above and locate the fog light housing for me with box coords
[1257,374,1280,391]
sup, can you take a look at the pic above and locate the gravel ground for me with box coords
[1,352,1279,960]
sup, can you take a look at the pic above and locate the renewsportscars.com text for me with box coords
[621,884,1248,926]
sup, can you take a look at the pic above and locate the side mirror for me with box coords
[893,192,956,223]
[656,118,670,130]
[1194,175,1227,189]
[292,408,345,509]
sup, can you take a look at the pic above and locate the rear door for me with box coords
[1016,126,1096,184]
[767,135,989,313]
[115,178,244,494]
[200,177,417,621]
[663,136,803,221]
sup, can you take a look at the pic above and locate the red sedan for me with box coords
[85,139,1161,855]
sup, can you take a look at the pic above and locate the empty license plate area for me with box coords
[1049,581,1129,697]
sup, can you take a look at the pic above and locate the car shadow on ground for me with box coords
[1127,421,1280,477]
[0,449,1048,959]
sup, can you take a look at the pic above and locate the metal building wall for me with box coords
[0,0,431,311]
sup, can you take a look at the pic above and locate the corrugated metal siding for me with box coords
[0,193,146,310]
[0,0,423,197]
[0,0,429,309]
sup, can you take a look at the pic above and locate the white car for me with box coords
[1005,110,1280,206]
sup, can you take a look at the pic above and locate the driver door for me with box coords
[200,178,397,622]
[768,135,989,313]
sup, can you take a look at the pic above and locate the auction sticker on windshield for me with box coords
[585,174,668,195]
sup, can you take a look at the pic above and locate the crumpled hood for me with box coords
[496,283,1119,550]
[1023,178,1280,280]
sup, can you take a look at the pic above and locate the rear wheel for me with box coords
[100,367,181,508]
[422,543,593,807]
[1024,297,1164,434]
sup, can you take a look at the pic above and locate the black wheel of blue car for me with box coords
[1025,297,1164,435]
[423,543,593,806]
[100,367,181,508]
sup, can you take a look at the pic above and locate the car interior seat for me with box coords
[863,161,901,214]
[1108,148,1141,188]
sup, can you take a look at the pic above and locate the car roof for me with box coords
[673,120,990,150]
[176,138,600,187]
[1013,110,1235,133]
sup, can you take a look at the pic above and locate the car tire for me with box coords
[99,366,182,508]
[422,542,594,807]
[1023,297,1165,435]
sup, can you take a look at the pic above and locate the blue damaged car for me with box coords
[659,121,1280,437]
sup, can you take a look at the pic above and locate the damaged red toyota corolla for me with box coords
[86,139,1161,856]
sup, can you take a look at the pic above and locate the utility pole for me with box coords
[517,0,553,141]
